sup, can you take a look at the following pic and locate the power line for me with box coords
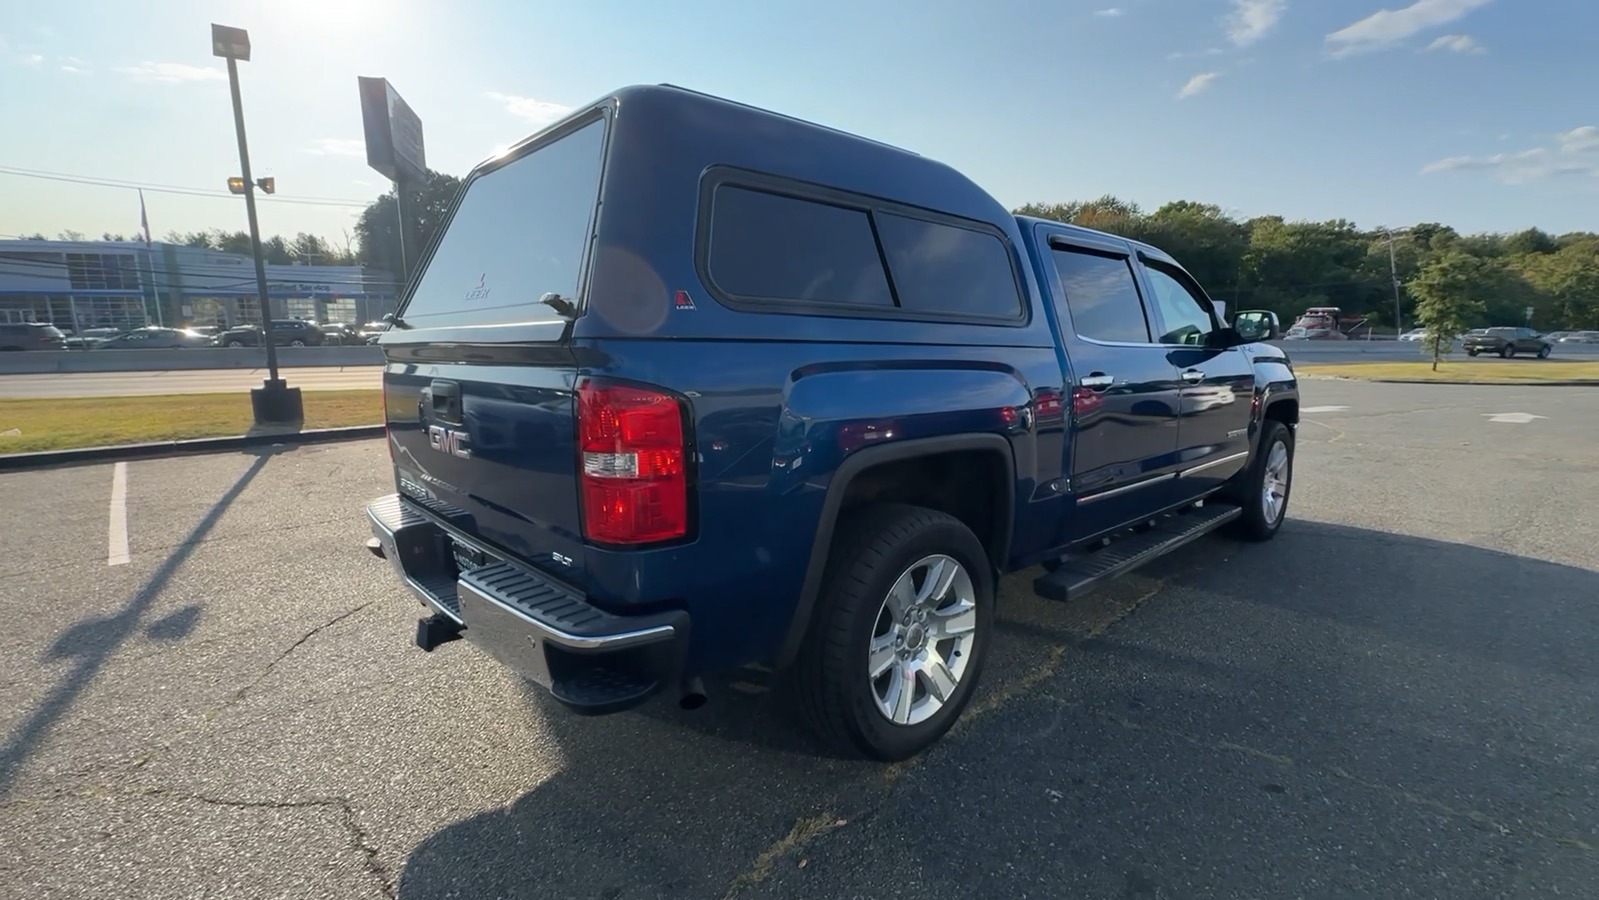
[0,165,375,208]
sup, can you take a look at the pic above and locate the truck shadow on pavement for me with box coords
[393,520,1599,899]
[0,449,280,798]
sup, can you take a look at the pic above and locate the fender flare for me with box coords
[772,432,1016,668]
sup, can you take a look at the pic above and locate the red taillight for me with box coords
[577,379,688,545]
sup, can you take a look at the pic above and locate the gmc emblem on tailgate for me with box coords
[427,424,472,459]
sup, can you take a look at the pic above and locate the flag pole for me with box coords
[139,190,165,326]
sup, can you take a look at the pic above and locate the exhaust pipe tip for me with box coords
[678,676,708,711]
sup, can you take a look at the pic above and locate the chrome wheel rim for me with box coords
[1262,440,1289,525]
[868,554,978,727]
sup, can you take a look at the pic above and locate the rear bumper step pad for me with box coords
[366,494,690,714]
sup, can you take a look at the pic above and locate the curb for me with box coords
[0,425,385,472]
[1301,374,1599,387]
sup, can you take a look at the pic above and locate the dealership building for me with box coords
[0,238,399,333]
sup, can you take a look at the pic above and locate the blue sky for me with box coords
[1,0,1593,245]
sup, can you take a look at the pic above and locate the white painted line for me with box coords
[1483,412,1546,424]
[1302,405,1351,413]
[107,462,130,566]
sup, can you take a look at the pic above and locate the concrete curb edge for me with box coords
[0,425,385,472]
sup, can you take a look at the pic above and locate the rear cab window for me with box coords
[398,115,608,331]
[700,172,1024,322]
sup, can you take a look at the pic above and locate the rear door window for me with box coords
[1051,247,1152,343]
[400,116,607,329]
[707,186,894,308]
[874,213,1021,317]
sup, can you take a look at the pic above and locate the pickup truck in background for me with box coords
[365,84,1299,761]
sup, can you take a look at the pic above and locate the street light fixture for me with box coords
[212,22,302,424]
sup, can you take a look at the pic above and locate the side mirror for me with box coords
[1233,310,1280,342]
[380,313,395,324]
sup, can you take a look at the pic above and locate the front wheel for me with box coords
[792,503,995,761]
[1226,419,1294,542]
[1467,349,1480,357]
[1538,344,1552,359]
[1501,345,1514,358]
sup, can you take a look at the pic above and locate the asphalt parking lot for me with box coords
[2,379,1596,899]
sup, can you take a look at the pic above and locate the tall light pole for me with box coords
[213,23,302,424]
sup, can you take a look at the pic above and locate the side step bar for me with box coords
[1033,502,1242,602]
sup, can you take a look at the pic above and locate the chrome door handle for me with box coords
[1180,369,1205,384]
[1079,374,1114,391]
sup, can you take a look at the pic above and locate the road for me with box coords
[2,380,1596,899]
[3,342,1597,398]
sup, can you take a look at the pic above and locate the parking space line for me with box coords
[108,462,130,566]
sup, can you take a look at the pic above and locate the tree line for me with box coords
[1015,197,1599,332]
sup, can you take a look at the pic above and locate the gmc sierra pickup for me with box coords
[365,83,1298,761]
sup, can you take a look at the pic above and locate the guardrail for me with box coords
[0,346,385,375]
[0,339,1593,377]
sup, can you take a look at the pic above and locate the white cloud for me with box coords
[1228,0,1286,47]
[1326,0,1492,57]
[1425,33,1484,53]
[115,61,225,83]
[1422,127,1599,183]
[59,64,87,74]
[1094,7,1123,16]
[1557,126,1599,154]
[1178,72,1220,99]
[303,138,367,158]
[485,92,573,126]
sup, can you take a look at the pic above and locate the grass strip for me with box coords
[0,389,383,453]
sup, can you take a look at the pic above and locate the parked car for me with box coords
[1557,330,1599,344]
[1462,327,1553,358]
[212,319,326,348]
[1398,327,1428,342]
[0,322,67,351]
[94,327,213,350]
[318,322,365,346]
[362,84,1301,761]
[357,321,391,344]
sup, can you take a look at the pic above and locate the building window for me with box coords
[66,253,141,290]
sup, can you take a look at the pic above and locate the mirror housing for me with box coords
[1233,309,1280,342]
[380,313,395,324]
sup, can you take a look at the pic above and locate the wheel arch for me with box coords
[772,433,1016,668]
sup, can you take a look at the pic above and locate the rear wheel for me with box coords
[1225,419,1293,542]
[793,503,994,761]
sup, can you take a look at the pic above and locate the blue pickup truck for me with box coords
[365,84,1298,761]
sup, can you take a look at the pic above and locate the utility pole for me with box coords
[1385,228,1404,339]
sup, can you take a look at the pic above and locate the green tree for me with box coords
[1409,251,1491,370]
[354,169,464,282]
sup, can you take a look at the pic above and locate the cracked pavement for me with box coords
[0,379,1595,899]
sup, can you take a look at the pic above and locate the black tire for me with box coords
[1467,349,1479,357]
[1501,345,1514,358]
[1538,344,1552,359]
[1225,419,1294,542]
[792,503,995,761]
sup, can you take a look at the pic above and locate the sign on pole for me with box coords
[359,76,427,285]
[358,76,426,183]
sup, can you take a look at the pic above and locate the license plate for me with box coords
[452,541,486,572]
